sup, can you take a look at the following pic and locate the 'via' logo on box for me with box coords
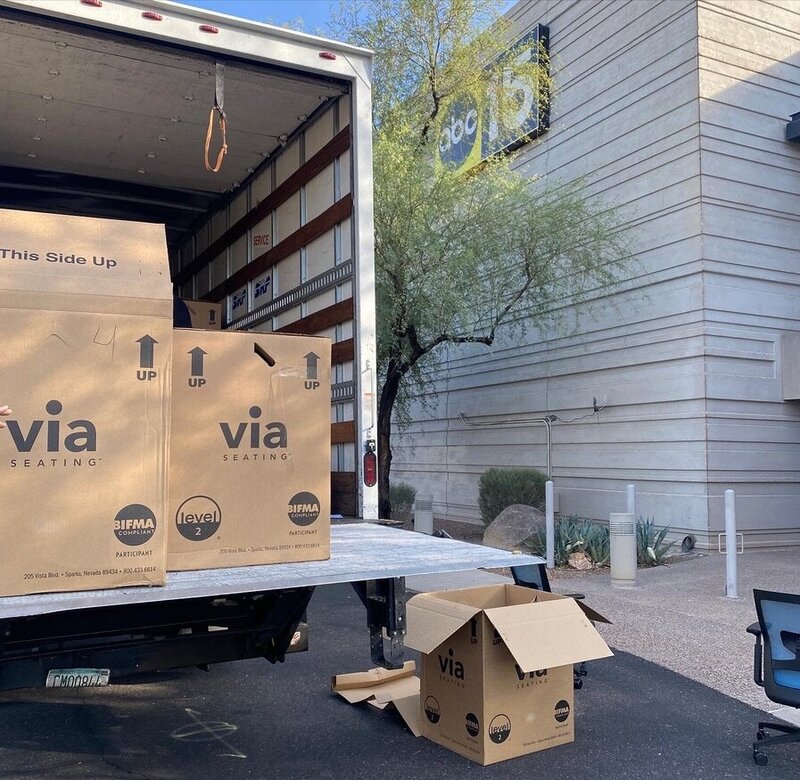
[4,400,95,452]
[219,406,287,449]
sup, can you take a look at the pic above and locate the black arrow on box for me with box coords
[189,347,207,377]
[137,335,158,368]
[305,352,320,380]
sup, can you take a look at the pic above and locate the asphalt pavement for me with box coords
[0,581,796,778]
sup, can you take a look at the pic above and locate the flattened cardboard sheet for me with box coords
[332,661,421,736]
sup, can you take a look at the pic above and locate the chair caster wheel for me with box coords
[756,729,768,741]
[573,677,583,690]
[753,749,768,766]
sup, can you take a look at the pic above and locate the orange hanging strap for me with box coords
[204,106,227,173]
[204,62,228,173]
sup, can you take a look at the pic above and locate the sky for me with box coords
[179,0,337,36]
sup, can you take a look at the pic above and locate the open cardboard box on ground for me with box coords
[405,584,613,766]
[167,329,331,571]
[0,207,172,596]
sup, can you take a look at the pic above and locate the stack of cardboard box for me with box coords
[0,209,330,598]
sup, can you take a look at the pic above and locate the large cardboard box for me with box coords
[167,329,331,570]
[0,208,173,597]
[405,584,613,765]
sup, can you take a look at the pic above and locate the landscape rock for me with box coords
[568,551,593,570]
[483,504,545,552]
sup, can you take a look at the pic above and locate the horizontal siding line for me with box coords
[705,312,800,329]
[593,171,701,217]
[700,224,800,252]
[698,39,800,75]
[700,134,800,168]
[555,3,697,92]
[519,128,700,185]
[563,147,701,199]
[532,95,700,168]
[701,262,800,287]
[698,38,800,74]
[701,199,800,223]
[441,303,709,357]
[700,178,800,207]
[558,44,697,108]
[699,92,794,123]
[543,0,679,55]
[442,349,711,384]
[620,199,702,232]
[698,2,800,41]
[698,59,800,97]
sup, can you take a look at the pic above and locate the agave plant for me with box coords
[636,517,675,566]
[523,515,610,567]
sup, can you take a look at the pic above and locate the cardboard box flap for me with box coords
[405,594,484,654]
[525,588,612,625]
[0,208,172,306]
[332,662,421,737]
[575,600,612,625]
[332,660,416,696]
[484,599,613,672]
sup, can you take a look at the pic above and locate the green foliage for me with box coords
[523,515,610,567]
[389,482,417,523]
[331,1,633,513]
[478,467,548,524]
[636,516,675,566]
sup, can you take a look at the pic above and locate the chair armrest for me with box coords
[749,623,764,688]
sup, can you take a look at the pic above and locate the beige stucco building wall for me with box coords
[390,0,800,548]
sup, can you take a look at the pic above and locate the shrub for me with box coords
[478,467,548,525]
[523,515,610,567]
[389,482,416,523]
[636,516,675,565]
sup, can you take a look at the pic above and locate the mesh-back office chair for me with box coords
[747,589,800,766]
[511,563,589,689]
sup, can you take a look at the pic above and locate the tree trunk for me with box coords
[377,362,404,519]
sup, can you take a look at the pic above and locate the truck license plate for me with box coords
[45,668,110,688]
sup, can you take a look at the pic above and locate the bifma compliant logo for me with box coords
[113,504,156,546]
[554,699,571,723]
[287,492,320,526]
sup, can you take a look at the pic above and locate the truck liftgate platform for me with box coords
[0,523,539,691]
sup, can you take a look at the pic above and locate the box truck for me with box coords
[0,0,537,691]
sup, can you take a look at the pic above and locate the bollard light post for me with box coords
[626,484,637,522]
[545,480,555,569]
[610,512,637,588]
[414,494,433,535]
[724,489,738,599]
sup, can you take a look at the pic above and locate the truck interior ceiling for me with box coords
[0,9,348,263]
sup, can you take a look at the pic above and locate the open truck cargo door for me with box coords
[0,0,378,519]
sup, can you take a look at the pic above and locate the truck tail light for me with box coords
[363,440,377,487]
